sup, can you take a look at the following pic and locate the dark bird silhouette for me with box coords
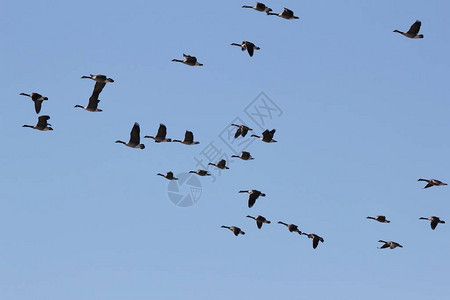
[247,215,271,229]
[231,41,260,57]
[302,233,324,249]
[115,122,145,149]
[418,178,447,189]
[19,92,48,114]
[231,124,253,138]
[394,20,424,39]
[172,54,203,66]
[378,240,403,249]
[221,225,245,236]
[157,172,178,180]
[189,169,211,176]
[278,221,302,235]
[144,123,172,142]
[419,216,445,230]
[239,190,266,208]
[366,215,390,223]
[173,130,199,145]
[231,151,254,160]
[267,7,299,20]
[208,159,229,170]
[22,115,53,131]
[242,2,272,13]
[251,129,277,143]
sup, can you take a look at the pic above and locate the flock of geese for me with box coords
[20,3,441,250]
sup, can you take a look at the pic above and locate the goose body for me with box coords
[394,21,424,39]
[366,215,390,223]
[302,233,324,249]
[251,129,277,143]
[267,7,299,20]
[221,225,245,236]
[144,123,172,142]
[115,122,145,149]
[173,131,199,145]
[230,41,260,57]
[419,216,445,230]
[20,92,48,114]
[247,215,271,229]
[189,169,211,176]
[278,221,302,234]
[239,190,265,208]
[418,178,447,189]
[157,172,178,180]
[378,240,403,249]
[172,54,203,66]
[208,159,229,170]
[231,151,254,160]
[242,2,272,13]
[231,124,253,138]
[22,115,53,131]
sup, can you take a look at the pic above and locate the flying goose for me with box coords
[242,2,272,13]
[230,41,260,57]
[239,190,266,208]
[221,225,245,236]
[231,124,253,138]
[172,54,203,66]
[231,151,254,160]
[251,129,277,143]
[418,178,447,189]
[22,115,53,131]
[19,92,48,114]
[208,159,229,170]
[189,169,211,176]
[378,240,403,249]
[246,215,271,229]
[267,8,299,20]
[278,221,302,235]
[157,172,178,180]
[115,122,145,149]
[419,216,445,230]
[173,131,199,145]
[302,233,324,249]
[394,21,424,39]
[144,123,172,142]
[366,215,390,223]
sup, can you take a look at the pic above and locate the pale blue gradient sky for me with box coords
[1,1,450,299]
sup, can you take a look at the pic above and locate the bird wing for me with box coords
[269,129,276,138]
[167,171,174,178]
[157,124,167,138]
[283,7,294,17]
[218,159,226,168]
[256,221,263,229]
[91,81,106,100]
[185,131,194,142]
[241,127,249,137]
[262,130,271,140]
[424,182,433,189]
[130,123,141,144]
[380,243,389,249]
[313,236,319,249]
[234,127,242,138]
[37,115,50,128]
[248,193,257,208]
[242,151,250,159]
[247,43,254,57]
[431,220,438,230]
[34,100,42,114]
[408,21,421,35]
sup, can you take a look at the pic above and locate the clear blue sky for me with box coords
[1,0,450,299]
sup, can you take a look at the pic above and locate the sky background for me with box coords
[1,0,450,299]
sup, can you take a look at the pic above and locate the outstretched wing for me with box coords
[247,43,254,57]
[234,127,242,138]
[157,124,167,138]
[408,21,421,35]
[91,81,106,100]
[37,115,50,128]
[34,100,42,114]
[185,130,194,142]
[130,123,141,144]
